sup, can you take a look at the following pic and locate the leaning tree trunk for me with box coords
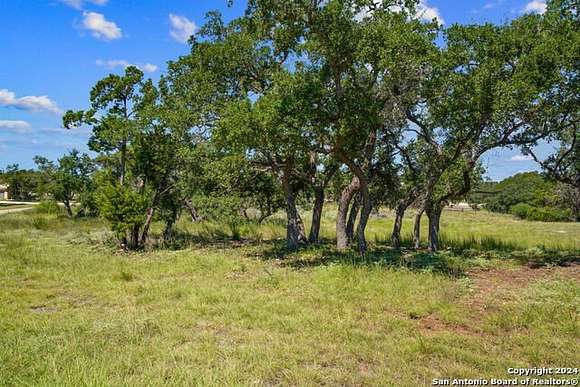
[138,185,164,249]
[412,209,423,249]
[391,201,407,249]
[309,187,325,243]
[139,206,156,248]
[63,199,73,218]
[427,205,443,253]
[282,167,307,251]
[184,199,200,222]
[336,176,360,251]
[345,192,361,243]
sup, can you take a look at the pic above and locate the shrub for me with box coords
[510,203,571,222]
[190,194,244,224]
[509,203,533,219]
[77,188,99,217]
[35,200,61,215]
[31,216,49,230]
[96,183,150,247]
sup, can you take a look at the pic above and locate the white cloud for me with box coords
[417,0,445,24]
[510,154,534,162]
[523,0,547,14]
[81,11,122,40]
[354,0,444,24]
[60,0,108,10]
[169,14,198,43]
[0,89,62,114]
[140,63,159,73]
[96,59,158,73]
[0,120,31,133]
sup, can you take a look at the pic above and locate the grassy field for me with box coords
[0,203,32,211]
[0,208,578,386]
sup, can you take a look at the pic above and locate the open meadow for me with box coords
[1,208,578,386]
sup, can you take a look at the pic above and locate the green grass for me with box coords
[0,209,578,385]
[0,203,31,211]
[361,208,579,252]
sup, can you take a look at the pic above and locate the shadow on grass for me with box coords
[149,226,281,250]
[256,235,579,276]
[256,241,467,277]
[438,235,579,267]
[144,222,578,272]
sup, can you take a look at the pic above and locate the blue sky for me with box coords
[0,0,552,180]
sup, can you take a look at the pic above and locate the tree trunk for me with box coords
[427,205,442,253]
[336,176,360,251]
[120,140,126,186]
[184,199,199,222]
[163,207,179,243]
[356,190,372,254]
[335,129,376,253]
[138,185,165,248]
[138,206,156,248]
[391,201,407,249]
[163,220,174,242]
[64,199,73,218]
[297,211,307,241]
[309,187,325,243]
[346,192,361,243]
[282,166,306,251]
[128,224,140,250]
[413,209,423,249]
[571,192,580,222]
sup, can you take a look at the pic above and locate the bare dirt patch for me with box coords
[418,263,580,336]
[418,313,484,336]
[465,263,580,313]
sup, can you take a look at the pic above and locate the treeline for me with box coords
[0,152,96,217]
[3,0,577,253]
[471,172,580,222]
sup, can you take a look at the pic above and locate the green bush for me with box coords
[77,188,99,217]
[35,200,61,215]
[97,183,150,247]
[510,203,571,222]
[190,194,244,224]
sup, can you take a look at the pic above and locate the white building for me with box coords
[0,184,10,200]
